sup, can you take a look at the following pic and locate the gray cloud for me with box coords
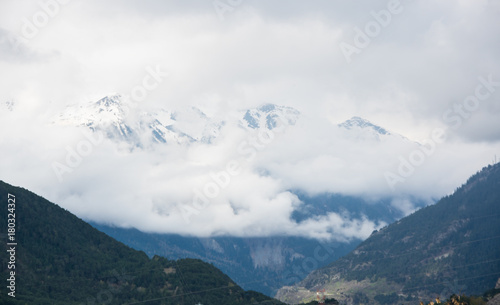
[0,27,57,62]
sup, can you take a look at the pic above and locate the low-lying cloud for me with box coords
[1,102,499,241]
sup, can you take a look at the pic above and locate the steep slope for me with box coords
[277,163,500,305]
[0,181,284,305]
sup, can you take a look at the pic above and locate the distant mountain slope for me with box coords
[276,163,500,305]
[90,223,359,297]
[0,181,284,305]
[91,193,425,297]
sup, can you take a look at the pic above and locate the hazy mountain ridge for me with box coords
[276,163,500,305]
[338,116,412,143]
[90,221,359,297]
[91,193,429,296]
[241,103,301,130]
[338,116,391,135]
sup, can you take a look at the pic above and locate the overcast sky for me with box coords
[1,0,499,240]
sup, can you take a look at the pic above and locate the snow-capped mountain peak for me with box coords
[95,95,120,107]
[88,95,129,124]
[55,95,139,144]
[241,103,300,130]
[337,116,413,144]
[338,116,390,135]
[57,95,128,126]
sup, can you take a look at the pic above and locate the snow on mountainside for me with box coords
[56,95,141,145]
[57,95,127,126]
[338,116,410,142]
[168,106,224,143]
[54,95,411,149]
[338,116,390,135]
[56,95,223,146]
[54,95,302,148]
[240,104,300,131]
[138,109,195,145]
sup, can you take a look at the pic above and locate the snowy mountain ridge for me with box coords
[54,95,409,148]
[338,116,411,142]
[54,95,302,147]
[338,116,390,135]
[241,103,300,131]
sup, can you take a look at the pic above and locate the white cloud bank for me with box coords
[1,105,499,241]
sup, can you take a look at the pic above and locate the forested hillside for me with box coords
[0,181,284,305]
[277,163,500,305]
